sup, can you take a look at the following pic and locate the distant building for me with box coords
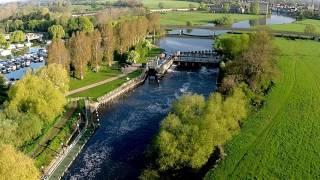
[208,4,225,13]
[230,4,245,13]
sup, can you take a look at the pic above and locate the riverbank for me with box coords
[46,68,149,179]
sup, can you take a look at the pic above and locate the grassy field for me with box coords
[141,0,199,9]
[69,69,142,99]
[206,38,320,179]
[269,19,320,34]
[160,12,261,26]
[71,0,199,11]
[69,64,121,90]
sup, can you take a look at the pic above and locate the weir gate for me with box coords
[147,50,221,79]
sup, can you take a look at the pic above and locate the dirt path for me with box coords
[66,67,138,96]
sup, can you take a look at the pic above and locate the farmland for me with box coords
[206,38,320,179]
[269,19,320,34]
[160,11,262,25]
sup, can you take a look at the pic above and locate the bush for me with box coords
[304,24,317,35]
[213,16,233,25]
[186,21,193,26]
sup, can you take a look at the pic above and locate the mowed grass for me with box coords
[69,64,121,90]
[269,19,320,34]
[160,11,261,25]
[69,69,142,99]
[206,38,320,179]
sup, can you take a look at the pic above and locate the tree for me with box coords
[189,3,196,9]
[7,73,66,122]
[47,39,71,70]
[0,33,6,45]
[216,34,249,58]
[89,30,102,72]
[100,23,115,67]
[69,32,92,79]
[48,25,65,39]
[186,21,193,26]
[0,144,39,180]
[10,31,25,43]
[0,116,17,145]
[150,88,247,174]
[304,24,316,35]
[36,64,70,94]
[78,16,94,33]
[250,1,260,15]
[127,50,140,64]
[158,2,165,9]
[223,3,230,13]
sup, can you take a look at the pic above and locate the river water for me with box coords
[63,37,218,179]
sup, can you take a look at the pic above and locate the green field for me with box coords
[141,0,199,9]
[269,19,320,34]
[69,64,121,90]
[71,0,199,11]
[160,12,261,26]
[69,69,142,99]
[206,38,320,179]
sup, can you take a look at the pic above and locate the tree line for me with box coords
[139,29,278,179]
[47,13,160,79]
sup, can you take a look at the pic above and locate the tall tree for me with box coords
[100,23,115,67]
[146,13,160,38]
[47,39,70,70]
[89,30,102,72]
[0,144,39,180]
[69,32,92,79]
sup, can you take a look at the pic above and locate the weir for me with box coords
[147,50,221,78]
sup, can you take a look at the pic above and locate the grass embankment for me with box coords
[206,38,320,179]
[269,19,320,34]
[160,12,262,26]
[69,64,121,90]
[69,69,143,99]
[20,101,84,168]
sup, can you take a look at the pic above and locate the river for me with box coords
[63,37,218,179]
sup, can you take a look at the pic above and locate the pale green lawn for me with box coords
[160,11,262,26]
